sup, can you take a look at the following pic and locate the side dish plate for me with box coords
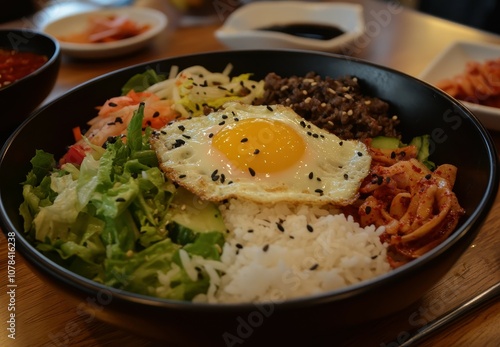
[419,40,500,131]
[215,1,364,52]
[41,6,167,59]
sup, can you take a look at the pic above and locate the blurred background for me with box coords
[1,0,500,34]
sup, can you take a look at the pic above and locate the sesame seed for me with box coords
[309,264,319,271]
[377,176,384,185]
[307,224,314,232]
[182,134,191,139]
[266,105,273,111]
[179,174,186,179]
[174,139,186,148]
[153,111,160,118]
[219,121,225,126]
[365,206,372,214]
[308,172,314,179]
[222,114,228,119]
[248,167,256,176]
[300,121,306,128]
[253,149,260,155]
[339,141,343,146]
[108,102,118,107]
[344,173,349,180]
[178,125,185,131]
[357,152,363,156]
[236,243,243,249]
[247,229,254,233]
[276,223,285,232]
[315,189,324,195]
[312,133,319,138]
[425,173,432,180]
[263,244,269,252]
[115,117,123,124]
[241,137,248,143]
[220,173,226,183]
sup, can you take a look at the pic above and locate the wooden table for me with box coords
[1,0,500,346]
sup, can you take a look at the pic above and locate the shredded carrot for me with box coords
[72,126,83,142]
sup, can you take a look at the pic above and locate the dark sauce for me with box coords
[257,23,345,41]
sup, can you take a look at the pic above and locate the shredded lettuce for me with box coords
[121,69,166,95]
[19,103,226,300]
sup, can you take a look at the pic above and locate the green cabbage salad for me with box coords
[19,103,227,301]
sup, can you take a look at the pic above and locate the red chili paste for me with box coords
[0,48,48,88]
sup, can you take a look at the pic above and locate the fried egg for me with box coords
[151,102,371,205]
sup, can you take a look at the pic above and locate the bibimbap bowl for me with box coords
[0,50,497,346]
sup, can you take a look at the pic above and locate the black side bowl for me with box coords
[0,50,497,346]
[0,29,61,141]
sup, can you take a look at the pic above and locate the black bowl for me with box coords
[0,29,61,141]
[0,50,497,346]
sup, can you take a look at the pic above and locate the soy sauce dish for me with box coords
[215,1,365,51]
[0,50,497,346]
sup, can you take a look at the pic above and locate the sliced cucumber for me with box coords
[168,187,226,235]
[370,136,402,149]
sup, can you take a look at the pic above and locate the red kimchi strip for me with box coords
[347,141,465,268]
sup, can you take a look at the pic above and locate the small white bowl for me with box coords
[419,40,500,131]
[42,6,167,59]
[215,1,364,52]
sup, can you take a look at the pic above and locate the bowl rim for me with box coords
[0,28,60,90]
[41,6,168,54]
[1,49,498,311]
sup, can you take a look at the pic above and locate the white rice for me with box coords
[192,199,390,304]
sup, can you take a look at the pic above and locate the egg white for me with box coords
[151,102,371,205]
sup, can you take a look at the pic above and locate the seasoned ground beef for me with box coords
[255,72,401,140]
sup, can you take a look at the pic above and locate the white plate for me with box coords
[42,6,167,59]
[215,1,364,52]
[419,40,500,131]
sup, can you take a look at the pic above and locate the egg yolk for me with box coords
[212,118,306,175]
